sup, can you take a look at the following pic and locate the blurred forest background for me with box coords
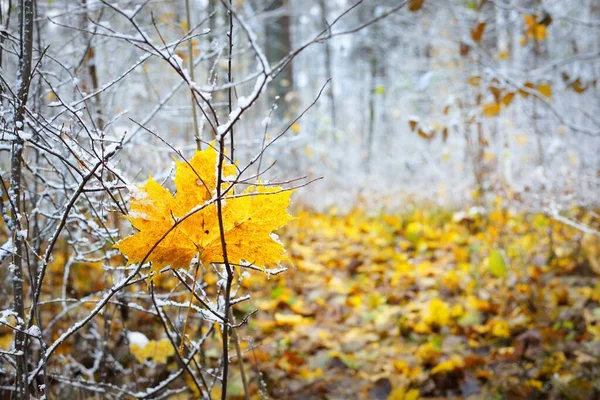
[1,0,600,399]
[6,0,597,208]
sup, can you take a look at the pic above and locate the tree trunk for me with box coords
[265,0,293,120]
[12,0,34,397]
[366,53,377,172]
[318,0,336,129]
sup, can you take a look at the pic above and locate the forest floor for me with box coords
[233,205,600,399]
[5,204,599,399]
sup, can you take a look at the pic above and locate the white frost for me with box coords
[261,116,272,127]
[127,331,149,347]
[237,96,251,109]
[0,238,14,262]
[27,325,42,338]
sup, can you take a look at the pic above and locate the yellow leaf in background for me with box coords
[154,339,175,363]
[130,344,146,363]
[415,342,440,364]
[524,15,547,41]
[209,384,222,399]
[392,361,422,380]
[572,78,587,93]
[417,128,434,140]
[496,50,510,60]
[368,293,386,308]
[289,299,312,315]
[526,379,543,391]
[468,75,481,87]
[533,24,547,41]
[502,92,515,106]
[424,298,451,326]
[254,298,279,312]
[130,338,174,364]
[431,354,464,375]
[583,308,600,338]
[519,82,535,97]
[409,119,418,131]
[0,334,12,350]
[489,85,503,103]
[468,296,491,312]
[523,14,536,30]
[392,360,410,374]
[405,222,423,242]
[116,145,294,276]
[568,154,579,167]
[514,134,527,146]
[491,320,510,338]
[441,270,460,290]
[274,313,306,326]
[45,92,58,103]
[387,386,420,400]
[413,320,431,334]
[304,145,313,158]
[346,294,362,307]
[451,304,464,318]
[520,35,528,46]
[440,127,448,142]
[292,123,301,133]
[488,249,507,278]
[254,320,277,334]
[537,84,552,98]
[298,367,323,380]
[482,103,501,117]
[158,11,176,25]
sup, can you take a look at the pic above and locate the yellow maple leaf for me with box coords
[116,146,294,275]
[200,184,294,268]
[117,177,198,270]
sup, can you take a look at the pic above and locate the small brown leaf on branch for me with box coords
[471,22,486,42]
[408,0,425,12]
